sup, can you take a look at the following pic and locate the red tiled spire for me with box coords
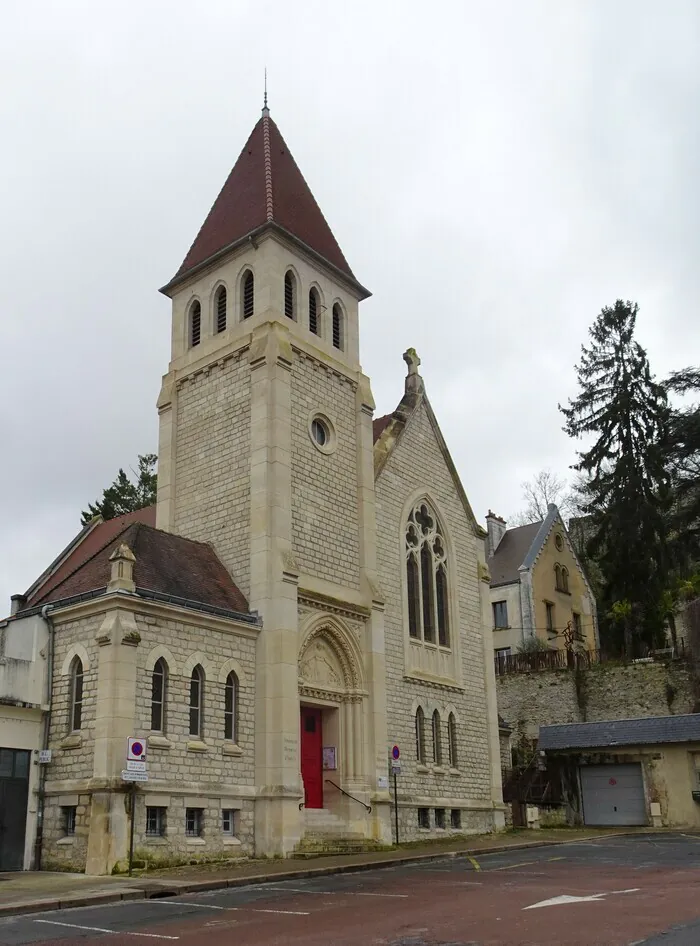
[166,109,357,289]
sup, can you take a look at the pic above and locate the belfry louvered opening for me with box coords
[189,301,201,348]
[332,303,344,350]
[242,271,254,320]
[309,287,320,335]
[284,271,296,319]
[215,286,227,333]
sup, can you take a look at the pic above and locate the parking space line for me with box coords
[149,900,310,916]
[264,886,408,898]
[35,919,179,939]
[489,860,539,871]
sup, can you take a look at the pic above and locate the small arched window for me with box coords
[242,270,254,320]
[554,564,562,591]
[151,658,167,733]
[189,665,204,737]
[406,501,450,647]
[447,713,458,768]
[332,303,344,350]
[415,707,426,763]
[215,286,227,333]
[224,671,239,742]
[561,567,570,593]
[69,657,84,732]
[432,710,442,765]
[309,287,320,336]
[284,271,296,320]
[189,300,201,348]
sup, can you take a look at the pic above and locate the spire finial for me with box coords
[262,68,269,116]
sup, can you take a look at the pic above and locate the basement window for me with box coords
[418,807,430,829]
[451,809,461,829]
[63,806,77,836]
[435,808,446,830]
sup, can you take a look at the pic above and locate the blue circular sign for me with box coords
[131,741,144,758]
[391,745,400,760]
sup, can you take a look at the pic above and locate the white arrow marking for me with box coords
[523,888,639,910]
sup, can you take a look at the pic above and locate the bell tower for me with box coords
[155,104,389,853]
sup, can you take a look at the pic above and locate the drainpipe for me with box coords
[33,604,54,871]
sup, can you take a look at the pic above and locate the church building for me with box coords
[5,104,504,874]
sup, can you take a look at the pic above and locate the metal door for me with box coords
[0,748,31,870]
[580,763,647,826]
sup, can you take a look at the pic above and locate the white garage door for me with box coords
[579,763,647,826]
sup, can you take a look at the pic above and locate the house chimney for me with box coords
[485,510,507,557]
[10,594,26,616]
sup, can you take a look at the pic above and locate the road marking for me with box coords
[524,888,640,910]
[34,920,179,939]
[263,886,408,898]
[548,856,565,861]
[467,855,482,872]
[490,860,538,871]
[148,900,309,916]
[149,901,226,910]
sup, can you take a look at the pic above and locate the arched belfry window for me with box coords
[215,286,227,333]
[151,658,167,732]
[224,671,238,742]
[284,271,296,320]
[242,270,254,320]
[332,303,344,350]
[406,500,450,647]
[309,287,320,336]
[69,657,84,732]
[189,300,201,348]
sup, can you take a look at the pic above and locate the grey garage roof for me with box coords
[539,714,700,751]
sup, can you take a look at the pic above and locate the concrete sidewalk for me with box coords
[0,827,644,918]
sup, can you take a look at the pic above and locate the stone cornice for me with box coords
[291,343,360,389]
[298,589,370,622]
[402,672,465,694]
[48,592,261,639]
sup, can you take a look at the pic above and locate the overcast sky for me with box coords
[1,0,698,612]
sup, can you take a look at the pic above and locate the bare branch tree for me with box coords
[510,469,577,526]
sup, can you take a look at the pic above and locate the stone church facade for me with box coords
[8,105,504,874]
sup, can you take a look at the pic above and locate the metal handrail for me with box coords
[324,778,371,813]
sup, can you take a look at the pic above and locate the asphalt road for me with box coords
[2,833,700,945]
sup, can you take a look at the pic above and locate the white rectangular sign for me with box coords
[38,749,52,764]
[377,775,388,790]
[126,760,146,772]
[121,770,148,782]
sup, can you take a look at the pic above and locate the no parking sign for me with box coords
[127,737,146,761]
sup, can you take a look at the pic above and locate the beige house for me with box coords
[486,504,597,659]
[5,104,504,874]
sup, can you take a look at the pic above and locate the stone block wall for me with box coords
[42,791,91,871]
[290,351,360,588]
[173,355,251,597]
[498,660,695,747]
[377,401,498,841]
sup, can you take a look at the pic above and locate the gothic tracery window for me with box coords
[406,501,450,647]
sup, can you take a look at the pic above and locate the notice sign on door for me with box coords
[322,746,337,770]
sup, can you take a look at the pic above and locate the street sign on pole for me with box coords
[121,770,148,782]
[391,745,400,761]
[391,761,401,775]
[127,738,146,762]
[126,760,146,772]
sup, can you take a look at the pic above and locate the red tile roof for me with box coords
[24,511,249,616]
[169,112,355,286]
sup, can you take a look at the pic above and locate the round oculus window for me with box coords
[311,418,328,447]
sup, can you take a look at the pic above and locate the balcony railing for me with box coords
[494,638,688,676]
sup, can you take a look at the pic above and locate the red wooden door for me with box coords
[300,707,323,809]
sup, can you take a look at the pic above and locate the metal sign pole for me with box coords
[128,783,136,876]
[393,770,399,846]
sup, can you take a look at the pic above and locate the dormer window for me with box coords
[284,271,296,320]
[309,287,320,335]
[242,271,254,320]
[332,303,344,350]
[215,286,227,333]
[189,300,201,348]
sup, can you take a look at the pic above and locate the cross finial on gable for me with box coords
[403,348,421,375]
[403,348,423,395]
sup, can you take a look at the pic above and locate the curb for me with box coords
[0,831,650,919]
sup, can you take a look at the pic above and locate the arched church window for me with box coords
[432,710,442,765]
[415,706,426,763]
[224,671,238,742]
[151,658,167,733]
[284,271,296,320]
[309,287,320,336]
[69,657,84,732]
[447,713,458,768]
[242,271,254,320]
[189,665,204,737]
[405,500,450,647]
[189,300,201,348]
[332,303,344,350]
[215,286,227,333]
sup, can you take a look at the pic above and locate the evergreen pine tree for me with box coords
[665,367,700,573]
[81,453,157,525]
[559,300,671,655]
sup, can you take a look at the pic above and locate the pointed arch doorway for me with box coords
[298,619,366,813]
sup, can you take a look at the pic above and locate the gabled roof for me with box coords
[21,510,249,618]
[163,110,364,294]
[488,521,542,587]
[539,714,700,751]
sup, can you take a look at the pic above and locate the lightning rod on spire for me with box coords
[263,68,269,115]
